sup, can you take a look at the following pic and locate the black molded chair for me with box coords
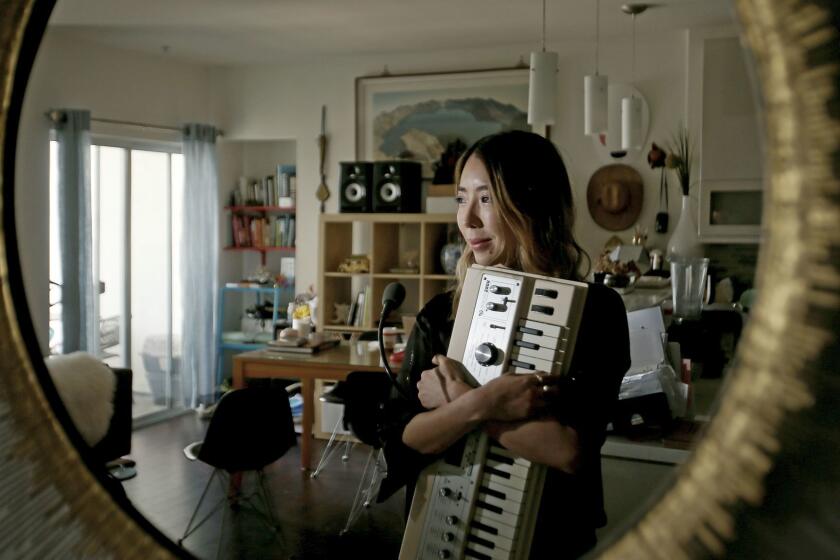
[178,387,296,554]
[310,370,393,535]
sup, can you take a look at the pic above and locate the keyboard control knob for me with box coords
[485,301,506,312]
[439,487,451,498]
[443,532,455,542]
[438,551,451,559]
[474,343,499,366]
[445,515,458,526]
[489,285,511,295]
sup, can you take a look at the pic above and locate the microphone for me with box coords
[381,282,406,314]
[378,282,410,400]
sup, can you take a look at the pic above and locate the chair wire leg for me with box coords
[310,415,343,478]
[363,449,387,508]
[256,469,280,531]
[341,438,353,462]
[180,470,227,545]
[215,487,231,560]
[340,446,376,536]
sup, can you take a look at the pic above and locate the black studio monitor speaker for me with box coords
[339,162,374,213]
[372,160,422,213]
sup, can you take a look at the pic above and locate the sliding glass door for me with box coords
[50,139,184,420]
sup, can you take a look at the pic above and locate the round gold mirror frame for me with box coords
[1,0,838,557]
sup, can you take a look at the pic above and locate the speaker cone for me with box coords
[380,182,401,203]
[344,182,366,203]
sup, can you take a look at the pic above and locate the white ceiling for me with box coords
[48,0,736,66]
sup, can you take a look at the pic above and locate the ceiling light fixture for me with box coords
[620,3,648,151]
[584,0,607,136]
[528,0,558,131]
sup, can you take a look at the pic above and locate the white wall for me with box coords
[215,30,696,298]
[15,29,224,351]
[16,25,748,349]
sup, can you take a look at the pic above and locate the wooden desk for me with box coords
[233,342,383,471]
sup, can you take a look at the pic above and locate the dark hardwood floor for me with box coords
[121,412,406,559]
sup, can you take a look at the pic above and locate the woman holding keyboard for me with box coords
[379,130,630,560]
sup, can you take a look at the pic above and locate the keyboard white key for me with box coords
[470,528,515,552]
[473,499,522,528]
[485,458,531,480]
[465,539,509,560]
[470,517,517,541]
[488,446,532,468]
[476,492,523,515]
[484,472,528,493]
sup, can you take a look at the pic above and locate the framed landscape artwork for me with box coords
[355,67,530,187]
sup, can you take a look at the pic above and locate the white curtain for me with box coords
[181,124,220,407]
[54,109,96,354]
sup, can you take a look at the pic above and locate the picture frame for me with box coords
[355,67,530,190]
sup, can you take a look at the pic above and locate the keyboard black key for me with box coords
[509,359,534,369]
[479,485,506,501]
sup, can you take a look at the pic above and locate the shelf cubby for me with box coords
[318,213,457,332]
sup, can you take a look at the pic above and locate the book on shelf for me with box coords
[356,285,372,327]
[366,285,373,326]
[231,214,251,247]
[266,175,275,207]
[346,297,358,326]
[353,290,366,327]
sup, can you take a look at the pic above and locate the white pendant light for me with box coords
[620,3,648,150]
[584,0,607,136]
[528,0,558,127]
[621,95,643,149]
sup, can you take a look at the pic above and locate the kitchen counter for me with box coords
[619,285,672,313]
[601,419,704,465]
[602,434,691,464]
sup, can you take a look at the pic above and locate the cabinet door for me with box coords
[699,179,763,241]
[700,36,763,181]
[689,32,765,243]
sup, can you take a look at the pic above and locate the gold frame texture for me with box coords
[1,0,838,558]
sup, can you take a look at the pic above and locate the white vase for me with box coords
[667,195,704,260]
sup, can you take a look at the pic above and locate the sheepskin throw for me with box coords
[45,352,116,446]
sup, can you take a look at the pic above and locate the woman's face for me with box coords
[456,155,509,266]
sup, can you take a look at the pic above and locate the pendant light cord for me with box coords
[632,13,637,87]
[541,0,546,52]
[595,0,600,75]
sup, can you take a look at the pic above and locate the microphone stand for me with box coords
[378,306,412,401]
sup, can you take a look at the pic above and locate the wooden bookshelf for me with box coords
[318,213,458,332]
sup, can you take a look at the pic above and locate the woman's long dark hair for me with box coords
[452,130,590,313]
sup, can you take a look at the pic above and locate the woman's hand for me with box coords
[416,355,472,409]
[477,371,561,422]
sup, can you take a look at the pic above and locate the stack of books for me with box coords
[266,333,340,354]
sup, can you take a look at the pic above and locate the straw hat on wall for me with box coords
[586,164,644,231]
